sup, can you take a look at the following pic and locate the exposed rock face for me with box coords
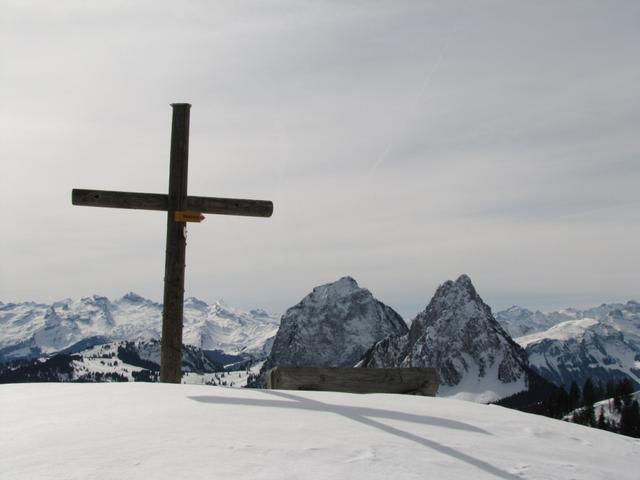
[361,275,531,402]
[251,277,408,386]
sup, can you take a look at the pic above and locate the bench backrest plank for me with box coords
[266,367,438,396]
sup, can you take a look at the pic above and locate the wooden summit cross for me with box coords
[72,103,273,384]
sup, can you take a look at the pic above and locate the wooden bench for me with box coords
[266,367,439,396]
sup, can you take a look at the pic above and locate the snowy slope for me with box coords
[0,339,239,384]
[1,383,639,480]
[517,319,640,388]
[183,361,265,388]
[0,294,279,360]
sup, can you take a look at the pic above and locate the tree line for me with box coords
[522,377,640,438]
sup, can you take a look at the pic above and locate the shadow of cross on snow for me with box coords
[188,390,521,480]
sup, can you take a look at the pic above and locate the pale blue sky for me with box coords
[1,1,638,319]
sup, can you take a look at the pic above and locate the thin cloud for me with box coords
[0,1,638,319]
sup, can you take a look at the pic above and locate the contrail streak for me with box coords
[366,26,456,179]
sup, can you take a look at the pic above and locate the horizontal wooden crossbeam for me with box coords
[72,189,167,211]
[72,189,273,217]
[266,367,439,396]
[184,194,272,217]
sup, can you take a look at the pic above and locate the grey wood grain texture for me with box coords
[72,189,272,217]
[72,189,168,211]
[185,195,272,217]
[160,103,190,384]
[266,367,439,396]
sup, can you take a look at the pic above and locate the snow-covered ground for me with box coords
[183,361,264,387]
[1,383,638,479]
[437,359,526,403]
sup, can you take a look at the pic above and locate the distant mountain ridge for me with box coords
[3,283,638,402]
[496,300,640,389]
[496,301,640,340]
[495,305,573,338]
[0,294,279,362]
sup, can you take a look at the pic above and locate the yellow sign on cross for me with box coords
[174,211,205,223]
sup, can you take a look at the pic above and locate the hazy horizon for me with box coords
[2,273,637,322]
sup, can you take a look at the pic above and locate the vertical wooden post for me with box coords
[160,103,191,383]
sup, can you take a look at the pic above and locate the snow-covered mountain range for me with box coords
[361,275,538,403]
[496,301,640,389]
[497,301,640,343]
[0,294,279,362]
[2,280,638,403]
[495,306,574,338]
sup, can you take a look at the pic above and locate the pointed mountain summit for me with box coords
[251,277,408,386]
[361,274,534,403]
[184,297,209,311]
[119,292,148,304]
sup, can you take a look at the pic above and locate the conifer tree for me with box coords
[620,400,640,437]
[583,378,595,407]
[597,407,607,430]
[569,381,580,409]
[606,380,616,399]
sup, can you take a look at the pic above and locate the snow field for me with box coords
[1,383,638,480]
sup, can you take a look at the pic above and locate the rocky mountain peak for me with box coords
[184,297,209,310]
[251,277,408,386]
[362,275,531,403]
[249,308,270,317]
[408,274,494,343]
[79,295,113,310]
[309,276,361,301]
[626,300,640,313]
[211,299,232,313]
[120,292,147,304]
[454,273,474,289]
[503,305,533,316]
[428,274,482,310]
